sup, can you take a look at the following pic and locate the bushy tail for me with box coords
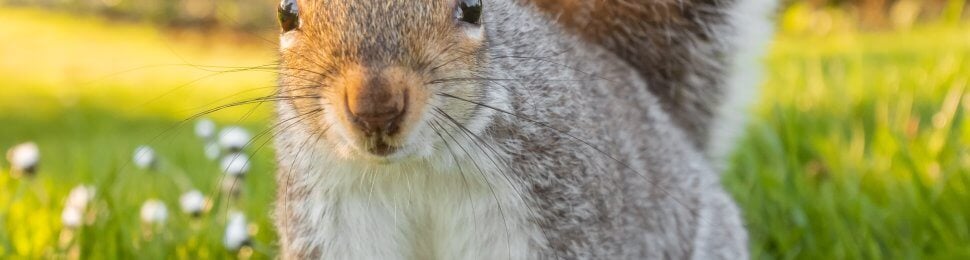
[523,0,776,165]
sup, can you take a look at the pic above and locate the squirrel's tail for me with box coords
[524,0,776,165]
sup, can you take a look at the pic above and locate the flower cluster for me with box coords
[8,118,263,253]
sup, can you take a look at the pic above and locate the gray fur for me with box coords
[480,2,746,257]
[530,0,742,154]
[273,0,754,258]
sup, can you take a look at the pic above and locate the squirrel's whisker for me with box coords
[435,92,706,220]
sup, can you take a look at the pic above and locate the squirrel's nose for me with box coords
[351,108,404,136]
[346,86,407,136]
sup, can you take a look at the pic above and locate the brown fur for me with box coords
[277,0,487,156]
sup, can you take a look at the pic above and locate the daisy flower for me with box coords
[179,190,207,217]
[224,211,251,251]
[195,118,217,140]
[7,142,39,176]
[139,199,168,225]
[132,146,157,170]
[218,127,251,152]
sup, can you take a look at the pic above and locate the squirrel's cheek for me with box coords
[280,32,299,50]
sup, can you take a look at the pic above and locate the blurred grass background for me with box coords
[0,0,968,259]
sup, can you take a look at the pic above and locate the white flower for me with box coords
[218,127,251,152]
[61,206,84,229]
[7,142,39,173]
[140,199,168,224]
[62,185,96,229]
[224,211,251,251]
[66,185,96,210]
[132,146,157,170]
[204,141,221,160]
[220,153,251,177]
[195,118,217,139]
[180,190,207,216]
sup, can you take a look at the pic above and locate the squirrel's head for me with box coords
[277,0,497,163]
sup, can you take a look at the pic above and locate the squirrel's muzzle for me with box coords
[344,68,410,137]
[333,65,428,157]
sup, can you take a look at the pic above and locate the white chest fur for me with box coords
[276,129,539,259]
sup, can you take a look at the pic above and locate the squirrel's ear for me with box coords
[279,0,300,32]
[455,0,483,25]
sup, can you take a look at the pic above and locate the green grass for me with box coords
[0,110,278,258]
[1,6,969,259]
[726,23,970,259]
[0,7,280,258]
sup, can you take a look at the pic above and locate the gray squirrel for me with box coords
[271,0,774,258]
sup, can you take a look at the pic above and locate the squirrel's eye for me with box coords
[455,0,483,25]
[278,0,300,32]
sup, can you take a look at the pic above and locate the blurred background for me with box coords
[0,0,967,258]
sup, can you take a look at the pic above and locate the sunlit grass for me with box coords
[0,6,968,259]
[0,7,277,122]
[0,7,279,258]
[726,14,970,259]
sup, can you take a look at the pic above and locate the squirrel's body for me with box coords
[273,0,771,258]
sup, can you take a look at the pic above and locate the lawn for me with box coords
[1,6,968,259]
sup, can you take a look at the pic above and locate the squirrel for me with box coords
[272,0,772,259]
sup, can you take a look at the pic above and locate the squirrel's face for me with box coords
[277,0,493,162]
